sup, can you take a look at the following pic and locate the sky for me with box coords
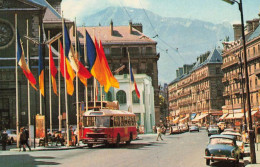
[61,0,260,24]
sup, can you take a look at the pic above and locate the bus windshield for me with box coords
[83,116,111,127]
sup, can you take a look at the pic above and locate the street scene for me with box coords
[1,0,260,167]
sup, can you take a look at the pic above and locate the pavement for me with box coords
[243,143,260,167]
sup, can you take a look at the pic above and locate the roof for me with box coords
[73,26,157,45]
[247,25,260,42]
[26,0,62,22]
[191,48,222,72]
[221,132,242,137]
[209,135,236,140]
[83,109,136,116]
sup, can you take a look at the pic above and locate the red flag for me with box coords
[49,45,57,95]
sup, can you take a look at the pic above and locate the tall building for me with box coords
[72,22,160,124]
[168,48,224,125]
[221,16,260,125]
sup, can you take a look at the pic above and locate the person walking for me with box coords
[19,127,26,151]
[156,124,163,141]
[24,127,31,151]
[1,129,8,150]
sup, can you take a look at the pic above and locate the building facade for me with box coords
[102,74,155,133]
[168,48,224,125]
[221,16,260,125]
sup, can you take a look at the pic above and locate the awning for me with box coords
[224,113,244,119]
[219,113,229,120]
[251,111,258,116]
[192,114,208,122]
[179,115,189,123]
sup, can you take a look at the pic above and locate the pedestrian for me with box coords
[19,127,26,152]
[156,124,163,141]
[24,127,31,151]
[1,129,8,150]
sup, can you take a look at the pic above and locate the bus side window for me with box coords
[120,116,124,126]
[110,117,114,127]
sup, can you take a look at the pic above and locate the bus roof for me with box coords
[83,109,136,117]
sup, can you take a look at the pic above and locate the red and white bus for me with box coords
[80,109,137,148]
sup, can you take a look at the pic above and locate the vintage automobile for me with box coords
[6,129,17,145]
[207,125,219,137]
[221,131,244,158]
[169,125,181,134]
[179,123,188,132]
[204,135,240,166]
[189,125,199,132]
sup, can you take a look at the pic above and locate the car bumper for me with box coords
[204,156,236,161]
[82,138,112,144]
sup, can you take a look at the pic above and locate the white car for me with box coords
[6,129,17,145]
[221,131,244,158]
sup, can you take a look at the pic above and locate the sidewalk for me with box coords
[243,143,260,167]
[9,143,88,152]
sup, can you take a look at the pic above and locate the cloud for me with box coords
[61,0,149,20]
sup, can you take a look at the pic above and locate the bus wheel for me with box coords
[115,134,120,147]
[87,144,93,148]
[126,133,132,145]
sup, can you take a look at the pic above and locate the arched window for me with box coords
[106,91,112,102]
[132,90,140,103]
[116,90,126,104]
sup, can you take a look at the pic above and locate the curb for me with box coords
[10,145,88,152]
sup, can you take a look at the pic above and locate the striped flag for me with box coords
[49,44,57,95]
[16,29,37,90]
[38,44,44,96]
[130,65,140,99]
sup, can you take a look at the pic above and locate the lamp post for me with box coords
[222,0,256,163]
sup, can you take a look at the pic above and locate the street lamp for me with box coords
[222,0,256,163]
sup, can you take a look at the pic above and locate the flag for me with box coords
[130,65,140,99]
[99,40,119,92]
[16,29,37,90]
[85,30,106,86]
[75,33,92,86]
[49,44,57,95]
[59,41,74,96]
[38,44,44,96]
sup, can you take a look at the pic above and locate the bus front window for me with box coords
[83,116,95,127]
[96,117,111,127]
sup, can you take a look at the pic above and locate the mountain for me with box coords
[79,7,233,84]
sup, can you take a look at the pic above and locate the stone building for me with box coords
[168,48,224,125]
[72,22,160,124]
[221,15,260,125]
[0,0,74,130]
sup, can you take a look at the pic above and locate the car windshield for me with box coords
[83,116,111,127]
[210,138,234,146]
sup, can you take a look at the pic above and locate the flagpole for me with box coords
[94,79,96,107]
[62,13,69,147]
[26,19,31,146]
[58,38,61,132]
[15,13,19,148]
[128,52,133,113]
[75,18,80,146]
[84,30,88,112]
[101,86,103,109]
[48,30,52,134]
[39,25,42,115]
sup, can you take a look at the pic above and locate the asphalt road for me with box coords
[0,129,244,167]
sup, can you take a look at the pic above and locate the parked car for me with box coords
[189,125,199,132]
[204,135,240,166]
[221,131,244,158]
[6,129,17,145]
[224,128,237,133]
[207,125,219,137]
[169,125,181,134]
[217,122,226,129]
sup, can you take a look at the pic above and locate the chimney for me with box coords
[233,24,242,41]
[132,23,143,33]
[110,20,113,36]
[129,20,132,34]
[246,20,253,32]
[252,19,260,31]
[46,0,62,14]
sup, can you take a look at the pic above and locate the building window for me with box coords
[111,48,121,56]
[216,67,221,74]
[116,90,127,104]
[253,47,256,56]
[104,48,110,55]
[132,91,140,103]
[145,47,153,54]
[106,91,112,102]
[256,78,258,86]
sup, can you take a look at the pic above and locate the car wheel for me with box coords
[206,159,210,165]
[87,144,93,148]
[126,133,132,145]
[115,134,120,148]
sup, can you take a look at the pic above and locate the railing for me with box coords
[222,58,239,69]
[255,68,260,76]
[232,73,239,80]
[232,88,241,95]
[223,91,230,97]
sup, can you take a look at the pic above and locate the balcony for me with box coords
[222,77,229,84]
[222,58,239,69]
[232,73,239,81]
[232,88,241,95]
[223,91,230,97]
